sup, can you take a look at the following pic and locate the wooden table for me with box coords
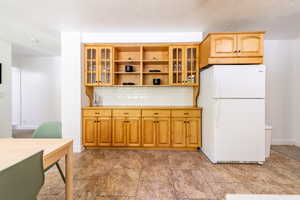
[0,139,73,200]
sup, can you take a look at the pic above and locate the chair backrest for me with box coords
[0,151,45,200]
[32,122,62,139]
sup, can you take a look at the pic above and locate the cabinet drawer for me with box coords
[142,110,171,117]
[113,109,141,117]
[83,109,112,117]
[171,110,201,117]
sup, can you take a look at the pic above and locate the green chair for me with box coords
[32,122,66,183]
[0,151,45,200]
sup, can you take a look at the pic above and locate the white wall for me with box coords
[11,66,21,126]
[290,38,300,146]
[61,32,82,152]
[264,40,294,144]
[12,56,61,128]
[0,40,12,137]
[93,87,193,106]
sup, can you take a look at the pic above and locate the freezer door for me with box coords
[213,65,265,99]
[215,99,265,162]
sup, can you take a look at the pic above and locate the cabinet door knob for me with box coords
[238,50,241,53]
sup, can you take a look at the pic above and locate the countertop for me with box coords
[82,106,202,110]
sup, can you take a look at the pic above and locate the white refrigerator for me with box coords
[199,65,265,163]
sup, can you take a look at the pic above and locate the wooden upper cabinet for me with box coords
[98,47,113,85]
[169,46,199,86]
[237,34,264,57]
[85,47,98,86]
[85,47,113,86]
[83,117,97,146]
[210,34,237,57]
[97,117,112,146]
[200,31,265,68]
[126,118,141,147]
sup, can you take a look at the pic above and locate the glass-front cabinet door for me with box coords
[99,47,113,85]
[185,47,198,85]
[169,46,199,86]
[170,47,184,85]
[85,47,97,86]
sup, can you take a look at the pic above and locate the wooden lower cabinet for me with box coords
[126,118,141,146]
[172,118,186,147]
[83,116,112,146]
[172,118,200,148]
[142,118,156,147]
[142,117,171,147]
[82,107,201,150]
[97,118,112,146]
[112,118,141,146]
[186,118,201,147]
[156,118,171,147]
[83,117,98,146]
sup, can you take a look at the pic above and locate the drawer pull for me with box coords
[154,113,159,115]
[124,112,129,115]
[184,113,189,115]
[123,120,130,123]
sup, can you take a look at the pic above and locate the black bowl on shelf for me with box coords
[153,79,161,85]
[125,65,134,72]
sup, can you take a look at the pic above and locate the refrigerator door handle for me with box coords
[216,101,221,128]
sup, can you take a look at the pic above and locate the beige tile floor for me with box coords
[38,148,300,200]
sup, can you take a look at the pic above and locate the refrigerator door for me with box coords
[213,65,265,99]
[215,99,265,162]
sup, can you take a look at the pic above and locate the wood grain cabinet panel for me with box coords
[210,34,237,57]
[112,119,127,146]
[186,118,200,147]
[200,32,265,68]
[83,108,201,150]
[237,34,264,57]
[126,118,141,146]
[172,118,186,147]
[97,118,112,146]
[83,117,97,146]
[156,118,171,147]
[142,118,156,147]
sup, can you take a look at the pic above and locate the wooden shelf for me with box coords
[143,60,169,63]
[114,72,140,75]
[114,60,141,63]
[143,72,168,75]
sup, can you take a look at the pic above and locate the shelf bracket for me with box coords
[193,86,200,107]
[85,86,94,107]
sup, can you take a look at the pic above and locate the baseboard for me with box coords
[14,125,39,130]
[272,139,296,145]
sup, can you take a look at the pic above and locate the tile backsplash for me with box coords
[92,87,193,106]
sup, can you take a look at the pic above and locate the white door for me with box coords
[213,65,265,99]
[215,99,265,162]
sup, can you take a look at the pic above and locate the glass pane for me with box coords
[87,72,96,84]
[101,49,106,59]
[87,49,96,59]
[87,61,96,71]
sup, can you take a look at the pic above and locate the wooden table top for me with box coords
[0,139,73,171]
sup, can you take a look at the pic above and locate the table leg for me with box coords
[65,144,73,200]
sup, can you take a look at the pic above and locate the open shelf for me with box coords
[114,72,140,75]
[114,46,141,61]
[143,72,168,75]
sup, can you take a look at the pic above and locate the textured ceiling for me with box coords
[0,0,299,56]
